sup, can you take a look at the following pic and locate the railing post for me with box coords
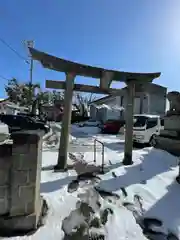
[101,144,105,173]
[94,139,96,163]
[94,138,105,173]
[176,157,180,184]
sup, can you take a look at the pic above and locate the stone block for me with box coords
[11,171,28,186]
[9,187,25,216]
[0,197,43,233]
[8,131,43,220]
[10,205,27,217]
[0,144,12,170]
[0,198,8,215]
[164,115,180,131]
[10,201,35,216]
[12,144,29,155]
[10,185,36,216]
[0,170,9,185]
[25,201,35,214]
[0,186,8,198]
[19,185,35,201]
[12,153,37,171]
[0,186,9,215]
[0,158,10,170]
[28,170,37,183]
[0,144,12,157]
[11,131,41,146]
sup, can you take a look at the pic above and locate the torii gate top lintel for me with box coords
[29,47,161,85]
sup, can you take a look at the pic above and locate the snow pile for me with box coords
[96,104,123,123]
[43,123,75,149]
[62,187,147,240]
[81,120,101,127]
[112,105,124,111]
[95,147,180,238]
[78,126,100,135]
[72,124,101,135]
[0,122,10,142]
[0,122,9,134]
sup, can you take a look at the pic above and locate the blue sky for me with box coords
[0,0,180,98]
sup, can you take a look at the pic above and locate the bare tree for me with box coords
[74,92,97,117]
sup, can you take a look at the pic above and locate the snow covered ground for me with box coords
[4,124,180,239]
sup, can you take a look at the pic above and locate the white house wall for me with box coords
[148,93,166,116]
[142,96,148,113]
[90,84,167,119]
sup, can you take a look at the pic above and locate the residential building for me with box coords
[0,98,28,115]
[90,83,167,118]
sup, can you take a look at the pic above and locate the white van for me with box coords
[133,114,164,146]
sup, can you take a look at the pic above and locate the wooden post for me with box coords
[54,73,75,171]
[123,81,135,165]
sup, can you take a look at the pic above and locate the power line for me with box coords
[0,37,29,64]
[0,74,10,81]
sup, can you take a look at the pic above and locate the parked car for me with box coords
[71,112,89,124]
[17,112,48,123]
[0,114,50,134]
[101,119,125,134]
[133,114,164,146]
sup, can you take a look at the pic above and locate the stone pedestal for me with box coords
[156,119,180,156]
[164,115,180,131]
[155,91,180,157]
[159,129,180,139]
[0,131,44,234]
[0,144,12,215]
[156,136,180,156]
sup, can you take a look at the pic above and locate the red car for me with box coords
[101,119,125,134]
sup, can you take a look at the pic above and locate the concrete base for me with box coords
[155,136,180,156]
[176,176,180,184]
[0,197,46,237]
[164,115,180,131]
[160,129,180,139]
[122,153,133,165]
[54,165,68,172]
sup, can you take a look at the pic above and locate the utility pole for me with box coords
[24,40,34,111]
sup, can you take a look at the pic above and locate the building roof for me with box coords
[90,95,115,104]
[90,83,167,105]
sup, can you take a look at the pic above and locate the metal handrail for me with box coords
[94,139,105,173]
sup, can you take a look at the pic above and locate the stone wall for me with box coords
[0,144,11,215]
[0,130,43,233]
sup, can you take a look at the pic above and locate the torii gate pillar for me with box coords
[54,73,75,171]
[123,81,135,165]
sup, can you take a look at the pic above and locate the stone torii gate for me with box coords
[29,47,160,171]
